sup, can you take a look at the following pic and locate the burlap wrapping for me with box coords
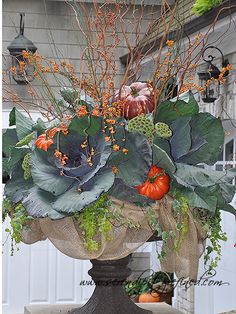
[21,196,206,279]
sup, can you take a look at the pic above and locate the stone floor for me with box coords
[25,302,184,314]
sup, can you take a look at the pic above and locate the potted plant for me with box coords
[151,272,173,305]
[124,277,151,303]
[2,1,235,313]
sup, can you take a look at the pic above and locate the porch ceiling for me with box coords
[47,0,175,5]
[120,0,236,65]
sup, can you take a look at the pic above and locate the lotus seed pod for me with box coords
[22,153,32,180]
[155,122,172,139]
[128,115,154,142]
[24,169,31,180]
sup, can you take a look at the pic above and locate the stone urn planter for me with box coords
[68,256,152,314]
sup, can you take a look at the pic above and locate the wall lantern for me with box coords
[197,46,229,103]
[7,13,37,84]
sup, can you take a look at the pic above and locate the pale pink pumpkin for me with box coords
[116,82,154,120]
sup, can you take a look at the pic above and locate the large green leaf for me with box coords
[172,179,235,215]
[173,163,235,189]
[153,135,171,157]
[170,117,191,160]
[107,132,152,186]
[22,186,65,219]
[4,166,34,203]
[69,116,90,135]
[7,146,29,174]
[152,144,176,174]
[31,149,75,196]
[2,129,18,156]
[87,116,103,136]
[108,178,155,204]
[53,168,115,213]
[220,204,236,216]
[155,91,199,124]
[181,186,218,213]
[179,113,224,165]
[9,108,34,140]
[69,116,102,136]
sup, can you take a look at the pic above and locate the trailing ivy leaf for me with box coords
[9,108,34,140]
[107,132,152,186]
[170,117,191,160]
[155,91,199,124]
[152,144,176,174]
[31,149,75,196]
[179,113,224,165]
[53,168,115,214]
[22,186,65,219]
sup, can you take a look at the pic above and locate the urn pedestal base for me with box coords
[69,255,152,314]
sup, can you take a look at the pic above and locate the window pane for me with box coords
[225,140,234,161]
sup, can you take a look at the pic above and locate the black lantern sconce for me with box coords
[197,46,229,103]
[7,13,37,84]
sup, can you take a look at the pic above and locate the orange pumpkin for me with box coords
[35,127,60,151]
[136,165,170,200]
[138,292,161,303]
[48,127,60,138]
[35,134,54,151]
[116,82,154,120]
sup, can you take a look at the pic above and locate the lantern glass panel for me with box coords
[200,78,220,103]
[11,54,35,84]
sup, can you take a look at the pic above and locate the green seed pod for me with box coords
[16,132,34,147]
[155,122,172,139]
[128,115,155,142]
[24,169,31,180]
[22,153,32,180]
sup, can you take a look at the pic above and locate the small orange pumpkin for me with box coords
[35,127,60,151]
[136,165,170,200]
[138,292,161,303]
[35,134,54,151]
